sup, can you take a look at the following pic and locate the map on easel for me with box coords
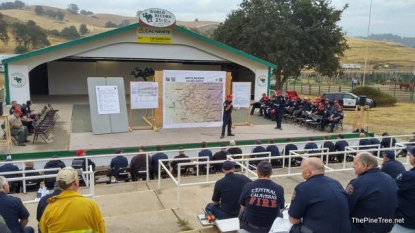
[130,82,159,109]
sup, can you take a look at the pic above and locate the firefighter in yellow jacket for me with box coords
[39,167,105,233]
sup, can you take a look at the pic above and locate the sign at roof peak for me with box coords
[139,8,176,28]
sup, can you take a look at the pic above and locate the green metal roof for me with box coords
[2,23,277,69]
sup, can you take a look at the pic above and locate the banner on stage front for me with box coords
[130,82,159,109]
[95,86,120,114]
[163,70,226,129]
[232,82,251,108]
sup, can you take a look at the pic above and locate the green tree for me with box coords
[14,0,25,9]
[0,2,16,10]
[79,23,88,35]
[48,29,60,37]
[56,11,65,20]
[105,21,117,28]
[34,5,44,15]
[118,20,130,27]
[12,21,50,50]
[67,3,79,14]
[80,10,93,15]
[45,9,56,18]
[14,45,28,53]
[60,25,80,40]
[213,0,349,89]
[0,16,9,44]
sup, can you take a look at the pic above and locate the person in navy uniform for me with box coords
[198,141,213,161]
[151,145,169,178]
[250,93,267,116]
[283,138,299,167]
[289,158,351,233]
[358,133,372,150]
[369,137,381,156]
[304,137,319,154]
[251,140,267,165]
[346,152,398,233]
[266,139,281,167]
[322,135,336,162]
[392,146,415,231]
[327,106,344,133]
[335,134,349,163]
[220,94,235,139]
[205,161,251,219]
[381,150,405,179]
[380,132,396,149]
[274,90,285,130]
[239,161,285,233]
[320,103,332,131]
[108,149,128,180]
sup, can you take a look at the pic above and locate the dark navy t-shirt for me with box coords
[266,145,280,157]
[239,179,285,227]
[395,167,415,229]
[289,175,351,233]
[381,160,406,179]
[0,193,30,233]
[110,155,128,171]
[304,142,319,154]
[212,173,251,217]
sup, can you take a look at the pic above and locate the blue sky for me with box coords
[22,0,415,37]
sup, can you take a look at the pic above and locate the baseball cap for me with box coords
[257,160,272,176]
[338,106,343,110]
[226,94,233,99]
[13,109,22,114]
[222,161,235,171]
[262,93,266,96]
[56,167,78,185]
[115,148,123,154]
[383,151,395,160]
[76,149,87,156]
[405,146,415,156]
[276,90,281,95]
[334,99,339,103]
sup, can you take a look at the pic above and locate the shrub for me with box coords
[351,86,397,107]
[14,45,28,53]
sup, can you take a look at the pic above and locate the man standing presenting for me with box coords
[274,90,285,130]
[220,94,234,139]
[205,161,251,219]
[0,176,34,233]
[288,158,351,233]
[239,161,285,233]
[39,167,105,233]
[347,152,397,233]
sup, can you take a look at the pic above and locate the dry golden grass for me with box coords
[342,37,415,70]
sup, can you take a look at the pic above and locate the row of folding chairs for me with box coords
[32,104,60,143]
[284,109,343,132]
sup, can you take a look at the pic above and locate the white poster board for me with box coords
[232,82,251,108]
[95,86,121,114]
[130,82,159,109]
[163,70,226,129]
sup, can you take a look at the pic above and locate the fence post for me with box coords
[328,85,331,92]
[293,82,296,91]
[300,82,303,93]
[339,86,342,92]
[393,82,396,98]
[318,85,321,95]
[308,84,311,95]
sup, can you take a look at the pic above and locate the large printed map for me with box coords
[164,82,223,125]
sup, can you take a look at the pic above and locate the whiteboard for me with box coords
[232,82,251,108]
[95,86,120,114]
[130,82,159,109]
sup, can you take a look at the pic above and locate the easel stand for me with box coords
[232,108,253,128]
[353,105,370,133]
[0,115,12,152]
[129,108,159,132]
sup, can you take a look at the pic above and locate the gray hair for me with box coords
[229,140,236,146]
[357,152,378,168]
[0,176,7,192]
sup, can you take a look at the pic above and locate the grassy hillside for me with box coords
[0,6,414,71]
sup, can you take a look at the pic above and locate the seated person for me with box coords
[212,144,229,172]
[334,134,349,162]
[130,146,152,181]
[151,145,169,178]
[205,161,251,219]
[8,100,18,115]
[304,137,319,154]
[109,149,128,180]
[370,137,381,156]
[250,93,267,116]
[13,104,34,133]
[358,133,372,150]
[9,109,30,146]
[21,100,38,119]
[381,151,405,179]
[170,147,191,176]
[23,161,42,191]
[227,140,243,156]
[322,135,335,162]
[0,156,21,193]
[380,132,396,148]
[44,155,66,190]
[283,138,299,166]
[198,141,213,161]
[266,139,281,167]
[251,140,267,165]
[327,106,344,133]
[71,149,96,172]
